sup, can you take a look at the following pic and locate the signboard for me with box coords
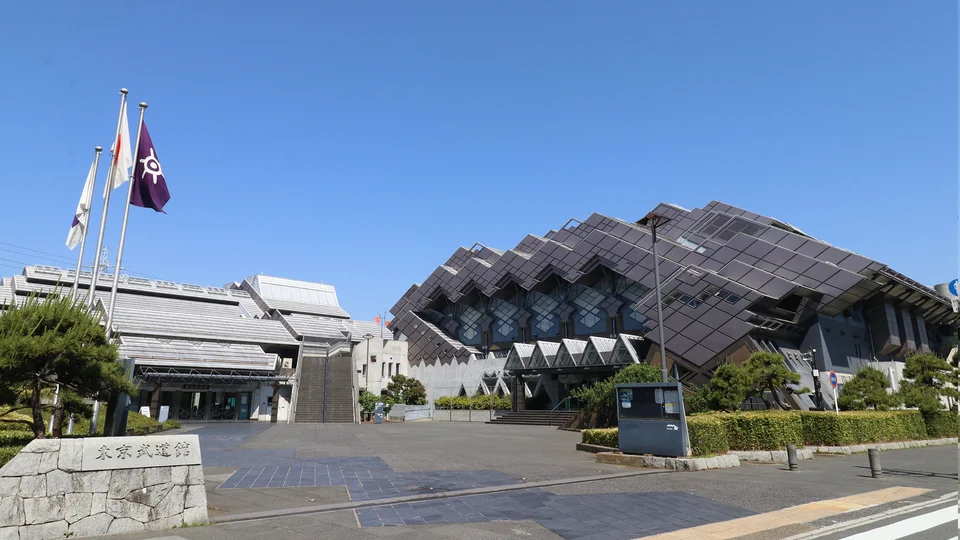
[139,406,151,417]
[158,406,170,423]
[828,371,838,389]
[80,434,202,471]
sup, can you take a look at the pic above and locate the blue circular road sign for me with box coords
[829,371,838,389]
[950,279,958,297]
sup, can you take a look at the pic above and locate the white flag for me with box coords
[104,101,133,196]
[67,156,98,249]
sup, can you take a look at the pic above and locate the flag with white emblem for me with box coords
[130,121,170,213]
[66,156,98,249]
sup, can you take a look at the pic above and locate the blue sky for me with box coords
[0,2,956,320]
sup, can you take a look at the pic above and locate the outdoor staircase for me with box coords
[486,410,578,426]
[295,347,355,423]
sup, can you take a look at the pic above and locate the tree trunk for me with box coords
[31,379,45,439]
[770,385,786,409]
[51,400,64,439]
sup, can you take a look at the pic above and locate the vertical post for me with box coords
[651,221,669,383]
[322,346,329,423]
[105,102,147,338]
[867,448,882,478]
[87,89,129,309]
[72,147,103,300]
[47,385,60,434]
[833,386,839,415]
[786,443,799,471]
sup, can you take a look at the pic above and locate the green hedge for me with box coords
[0,432,35,447]
[0,446,25,468]
[161,419,182,430]
[801,411,927,446]
[581,428,618,448]
[721,411,803,451]
[126,412,160,435]
[434,395,511,410]
[687,416,730,456]
[582,410,950,458]
[922,411,958,438]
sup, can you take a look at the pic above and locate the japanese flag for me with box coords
[104,101,133,196]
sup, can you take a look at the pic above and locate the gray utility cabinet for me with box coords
[615,382,690,458]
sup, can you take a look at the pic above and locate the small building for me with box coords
[0,265,407,423]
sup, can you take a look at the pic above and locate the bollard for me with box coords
[868,448,882,478]
[786,443,799,471]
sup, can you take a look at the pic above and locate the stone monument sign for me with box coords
[0,434,208,539]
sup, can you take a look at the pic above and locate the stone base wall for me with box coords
[0,438,208,539]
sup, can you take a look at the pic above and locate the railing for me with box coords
[550,396,573,427]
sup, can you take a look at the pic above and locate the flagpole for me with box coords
[105,102,147,339]
[87,88,128,309]
[72,146,103,300]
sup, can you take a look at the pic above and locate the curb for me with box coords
[209,468,664,524]
[732,448,813,462]
[595,451,741,471]
[811,437,957,455]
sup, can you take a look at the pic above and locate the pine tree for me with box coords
[0,292,135,438]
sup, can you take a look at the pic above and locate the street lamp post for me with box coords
[639,211,672,383]
[362,333,375,391]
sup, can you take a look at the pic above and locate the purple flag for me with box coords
[130,121,170,213]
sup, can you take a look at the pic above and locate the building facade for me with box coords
[0,266,407,423]
[389,200,956,410]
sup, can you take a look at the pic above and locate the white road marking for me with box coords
[840,506,958,540]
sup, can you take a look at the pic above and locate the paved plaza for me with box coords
[110,422,957,540]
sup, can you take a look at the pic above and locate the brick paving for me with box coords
[195,424,522,501]
[355,489,755,539]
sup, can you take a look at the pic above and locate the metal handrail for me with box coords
[550,396,573,427]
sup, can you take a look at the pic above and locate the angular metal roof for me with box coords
[119,336,279,371]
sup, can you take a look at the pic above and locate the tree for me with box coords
[707,363,752,411]
[837,367,900,411]
[742,351,810,409]
[684,385,711,414]
[0,293,135,438]
[898,353,959,414]
[572,363,661,425]
[383,375,427,405]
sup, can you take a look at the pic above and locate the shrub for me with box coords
[838,367,899,411]
[126,412,160,435]
[742,352,809,409]
[0,431,35,447]
[581,428,618,448]
[433,395,511,410]
[161,419,181,430]
[572,363,661,425]
[384,375,427,405]
[0,446,24,468]
[922,411,959,438]
[801,411,927,446]
[684,385,711,414]
[707,364,752,411]
[721,411,803,450]
[433,396,452,409]
[687,416,729,456]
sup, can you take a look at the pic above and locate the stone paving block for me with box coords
[69,513,114,538]
[23,494,65,524]
[0,526,16,540]
[0,478,18,498]
[18,519,67,540]
[18,475,45,498]
[37,452,58,474]
[108,517,146,534]
[0,496,25,527]
[21,440,59,454]
[0,453,41,477]
[58,439,82,472]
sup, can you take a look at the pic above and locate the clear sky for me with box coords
[0,2,956,320]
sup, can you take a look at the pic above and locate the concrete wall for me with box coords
[0,437,208,539]
[431,409,506,422]
[354,339,409,396]
[408,354,510,403]
[387,404,434,421]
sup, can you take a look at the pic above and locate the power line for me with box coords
[0,242,165,281]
